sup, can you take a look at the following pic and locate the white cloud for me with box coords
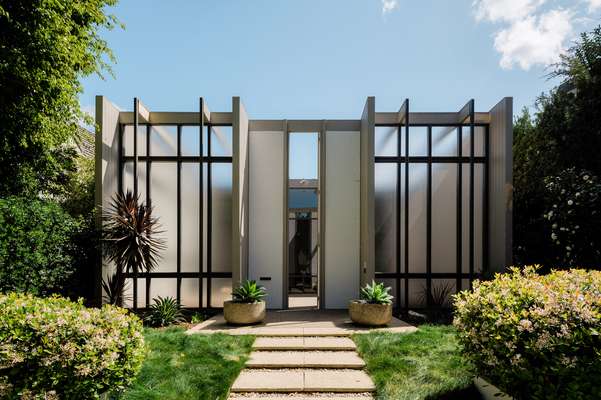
[588,0,601,12]
[473,0,546,22]
[381,0,398,15]
[471,1,590,70]
[494,9,573,70]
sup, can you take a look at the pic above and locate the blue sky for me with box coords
[81,0,600,176]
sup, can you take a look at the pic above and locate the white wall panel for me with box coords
[325,131,360,308]
[249,131,284,309]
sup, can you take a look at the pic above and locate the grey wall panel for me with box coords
[360,97,376,286]
[96,96,121,306]
[325,131,361,308]
[249,131,284,309]
[489,98,513,271]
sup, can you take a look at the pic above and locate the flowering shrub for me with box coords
[0,293,145,399]
[544,168,601,267]
[454,267,601,399]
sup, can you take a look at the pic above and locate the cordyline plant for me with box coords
[102,190,165,306]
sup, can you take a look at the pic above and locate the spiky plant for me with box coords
[360,281,393,304]
[101,273,132,306]
[102,190,165,305]
[232,280,267,303]
[144,296,185,327]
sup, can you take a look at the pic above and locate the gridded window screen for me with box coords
[180,164,201,273]
[374,124,489,311]
[151,162,178,273]
[375,126,398,156]
[119,124,233,309]
[150,126,177,156]
[211,163,233,273]
[432,127,458,157]
[375,163,397,273]
[211,126,233,156]
[123,125,148,157]
[408,127,428,156]
[122,161,147,204]
[431,163,457,273]
[181,126,201,156]
[408,163,427,273]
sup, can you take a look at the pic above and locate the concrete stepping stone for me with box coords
[229,394,374,400]
[304,351,365,368]
[304,337,356,350]
[246,351,305,368]
[304,370,375,392]
[246,351,365,369]
[253,337,305,350]
[230,369,375,393]
[252,337,356,351]
[231,370,304,392]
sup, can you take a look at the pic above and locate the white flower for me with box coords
[551,233,558,240]
[567,200,573,206]
[583,175,589,181]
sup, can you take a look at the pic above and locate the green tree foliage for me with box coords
[0,197,82,296]
[513,26,601,267]
[543,169,601,267]
[0,0,120,196]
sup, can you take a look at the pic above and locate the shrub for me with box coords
[453,267,601,399]
[232,280,266,303]
[360,281,393,304]
[0,292,145,399]
[144,296,185,327]
[0,196,81,296]
[544,168,601,267]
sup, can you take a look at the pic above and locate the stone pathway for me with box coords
[228,334,375,400]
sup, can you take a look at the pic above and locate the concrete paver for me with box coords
[246,351,365,369]
[231,370,304,392]
[304,337,356,350]
[304,370,376,392]
[253,337,305,350]
[304,351,365,369]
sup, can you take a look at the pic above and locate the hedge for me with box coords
[0,293,145,399]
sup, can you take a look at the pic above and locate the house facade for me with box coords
[95,96,512,311]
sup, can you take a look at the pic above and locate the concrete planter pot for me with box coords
[223,300,266,325]
[349,301,392,326]
[473,377,513,400]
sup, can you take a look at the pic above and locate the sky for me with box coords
[80,0,601,176]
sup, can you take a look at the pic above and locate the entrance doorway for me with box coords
[288,132,320,309]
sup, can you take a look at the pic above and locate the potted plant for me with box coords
[224,280,267,325]
[349,281,393,326]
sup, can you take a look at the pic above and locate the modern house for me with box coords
[95,96,512,312]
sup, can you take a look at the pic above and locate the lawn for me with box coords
[111,327,254,400]
[353,325,478,400]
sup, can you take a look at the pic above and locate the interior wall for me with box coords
[324,131,361,308]
[248,131,285,308]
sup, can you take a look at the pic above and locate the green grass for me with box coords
[353,325,477,400]
[113,327,254,400]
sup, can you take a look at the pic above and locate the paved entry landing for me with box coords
[186,309,416,336]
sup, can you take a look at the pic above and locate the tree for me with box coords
[513,26,601,268]
[0,0,120,196]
